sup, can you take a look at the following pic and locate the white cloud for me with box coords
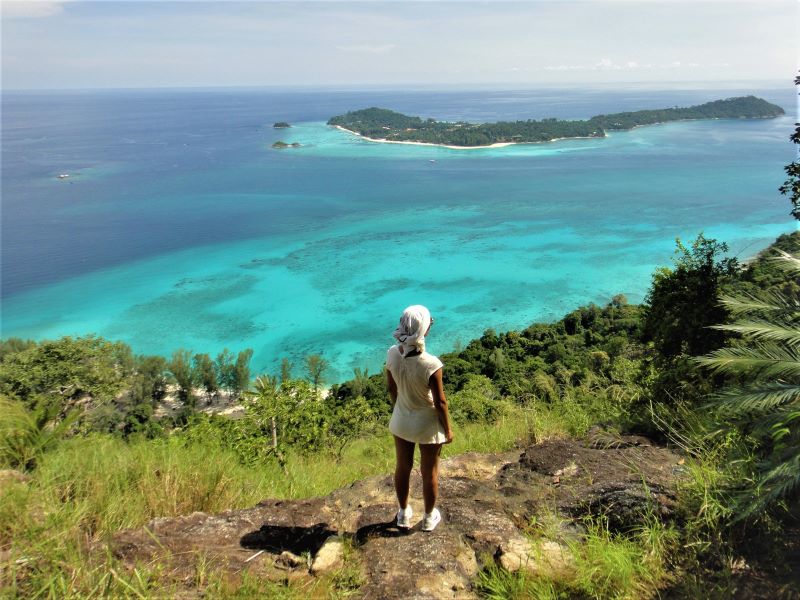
[595,58,619,69]
[1,1,67,19]
[546,60,714,73]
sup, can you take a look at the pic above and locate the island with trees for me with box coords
[271,140,301,149]
[273,121,291,129]
[327,96,784,148]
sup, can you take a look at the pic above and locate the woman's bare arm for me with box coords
[386,369,398,405]
[429,368,454,444]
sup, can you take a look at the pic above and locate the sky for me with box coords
[1,0,797,90]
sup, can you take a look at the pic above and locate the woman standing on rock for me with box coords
[386,305,454,532]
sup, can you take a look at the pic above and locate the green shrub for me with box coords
[450,375,507,424]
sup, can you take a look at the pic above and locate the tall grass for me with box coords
[570,518,677,598]
[0,387,633,599]
[2,404,569,598]
[476,516,678,600]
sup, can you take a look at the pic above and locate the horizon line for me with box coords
[1,78,792,94]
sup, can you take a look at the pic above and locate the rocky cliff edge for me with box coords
[110,431,683,598]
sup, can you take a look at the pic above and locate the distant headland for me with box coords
[327,96,784,148]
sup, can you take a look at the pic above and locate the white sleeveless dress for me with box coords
[385,344,446,444]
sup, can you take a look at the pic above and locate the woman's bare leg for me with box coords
[419,443,442,514]
[393,436,415,509]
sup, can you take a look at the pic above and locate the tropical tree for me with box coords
[0,335,133,412]
[641,234,739,405]
[778,73,800,220]
[351,367,371,397]
[330,394,376,459]
[215,348,236,391]
[133,355,169,402]
[246,374,282,450]
[277,379,330,452]
[168,349,196,406]
[305,354,329,393]
[214,348,253,398]
[643,234,739,360]
[696,250,800,516]
[193,353,218,400]
[232,349,253,397]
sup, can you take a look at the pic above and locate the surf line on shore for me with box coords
[332,125,605,150]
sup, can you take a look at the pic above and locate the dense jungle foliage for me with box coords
[327,96,784,147]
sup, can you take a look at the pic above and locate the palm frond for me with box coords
[748,405,800,438]
[695,343,800,378]
[0,397,79,470]
[740,452,800,518]
[771,249,800,274]
[711,319,800,345]
[708,383,800,417]
[703,250,800,518]
[252,374,279,395]
[719,291,800,317]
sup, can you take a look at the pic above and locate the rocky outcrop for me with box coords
[504,433,680,531]
[109,436,683,598]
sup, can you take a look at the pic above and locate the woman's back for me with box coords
[386,345,443,412]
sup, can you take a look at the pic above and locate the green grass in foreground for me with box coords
[476,516,679,600]
[1,404,587,599]
[1,403,687,599]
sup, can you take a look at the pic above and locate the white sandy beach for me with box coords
[333,125,516,149]
[333,125,604,149]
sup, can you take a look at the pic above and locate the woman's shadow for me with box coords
[238,519,414,554]
[240,523,336,554]
[355,520,415,546]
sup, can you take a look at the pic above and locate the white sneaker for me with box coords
[396,506,412,529]
[421,508,441,532]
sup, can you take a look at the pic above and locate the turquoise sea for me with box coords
[1,86,797,381]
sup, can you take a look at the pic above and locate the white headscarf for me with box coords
[393,305,432,355]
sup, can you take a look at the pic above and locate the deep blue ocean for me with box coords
[1,85,797,381]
